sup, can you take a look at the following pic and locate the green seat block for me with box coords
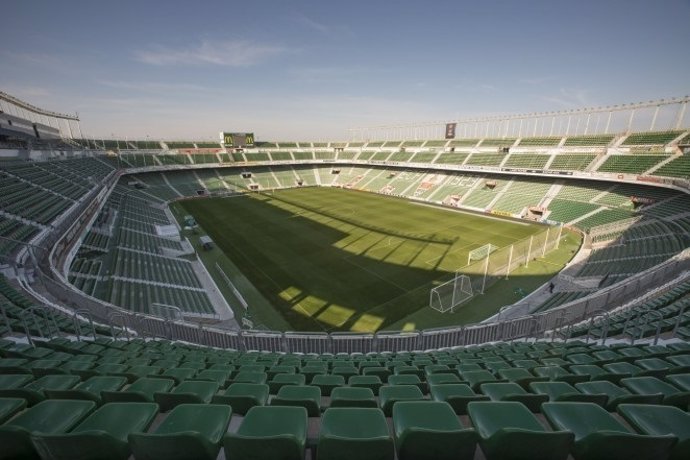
[0,373,34,389]
[269,374,306,394]
[393,401,477,460]
[329,387,377,408]
[618,403,690,460]
[195,369,232,387]
[310,374,345,396]
[569,365,625,384]
[224,406,308,460]
[32,402,158,460]
[379,385,424,416]
[161,367,197,384]
[1,374,80,407]
[429,384,489,415]
[543,402,676,460]
[101,377,175,403]
[666,373,690,391]
[387,374,425,393]
[348,375,383,395]
[575,380,663,410]
[529,381,608,406]
[154,380,219,412]
[212,383,269,415]
[45,376,128,405]
[426,374,461,386]
[533,366,589,385]
[270,385,321,416]
[479,382,548,413]
[318,408,393,460]
[0,399,95,460]
[620,376,690,409]
[362,366,391,383]
[467,401,573,460]
[603,362,664,378]
[232,371,268,384]
[460,370,507,391]
[128,403,232,460]
[267,365,297,380]
[497,368,548,390]
[0,397,26,424]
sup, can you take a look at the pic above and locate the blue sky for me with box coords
[2,0,689,141]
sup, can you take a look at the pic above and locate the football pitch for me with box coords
[178,187,579,332]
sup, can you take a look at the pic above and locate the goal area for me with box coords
[430,273,473,313]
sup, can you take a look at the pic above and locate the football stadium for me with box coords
[2,1,690,459]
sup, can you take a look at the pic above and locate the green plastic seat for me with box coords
[0,358,29,374]
[128,403,232,460]
[45,376,128,405]
[617,403,690,460]
[194,369,232,387]
[460,370,507,391]
[429,383,489,415]
[270,385,321,416]
[0,374,81,407]
[620,376,690,409]
[542,402,676,460]
[665,373,690,391]
[27,359,67,377]
[0,373,34,389]
[329,387,377,408]
[154,380,220,412]
[529,381,607,406]
[362,366,391,383]
[426,374,461,386]
[348,375,383,395]
[212,383,269,415]
[479,382,548,413]
[603,362,665,378]
[379,385,424,416]
[224,406,308,460]
[392,401,477,460]
[269,374,306,394]
[497,368,548,390]
[161,367,197,384]
[0,399,95,460]
[232,371,268,384]
[0,397,26,424]
[123,365,162,382]
[387,374,426,393]
[467,401,573,460]
[310,374,345,396]
[568,364,626,384]
[575,380,662,410]
[318,408,394,460]
[267,365,297,380]
[101,377,175,403]
[31,402,159,460]
[533,366,589,385]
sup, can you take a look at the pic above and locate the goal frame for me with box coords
[430,273,473,313]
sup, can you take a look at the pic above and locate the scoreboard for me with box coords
[221,132,254,148]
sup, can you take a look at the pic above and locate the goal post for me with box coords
[430,272,473,313]
[468,243,499,266]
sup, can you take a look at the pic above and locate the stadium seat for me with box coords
[542,402,676,460]
[0,399,95,460]
[665,373,690,391]
[270,385,321,416]
[467,401,574,460]
[154,380,219,411]
[426,373,461,385]
[348,375,383,395]
[497,368,547,389]
[392,401,478,460]
[224,406,308,460]
[161,367,197,384]
[128,404,232,460]
[379,385,425,416]
[529,381,608,406]
[311,374,346,396]
[31,402,158,460]
[232,371,268,384]
[620,376,690,409]
[0,397,26,424]
[617,403,690,460]
[479,382,548,412]
[387,374,426,393]
[45,375,128,405]
[460,370,507,391]
[429,383,489,415]
[268,374,305,394]
[0,374,80,406]
[568,365,626,384]
[317,408,394,460]
[101,376,174,403]
[362,366,391,383]
[575,380,663,410]
[212,383,269,415]
[329,387,378,408]
[533,366,589,385]
[194,369,232,387]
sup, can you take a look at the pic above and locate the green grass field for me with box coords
[178,187,579,332]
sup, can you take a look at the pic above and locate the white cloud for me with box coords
[543,88,592,109]
[133,39,290,67]
[98,79,210,93]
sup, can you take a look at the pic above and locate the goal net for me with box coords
[468,243,499,265]
[430,273,473,313]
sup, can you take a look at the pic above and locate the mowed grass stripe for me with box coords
[181,187,544,332]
